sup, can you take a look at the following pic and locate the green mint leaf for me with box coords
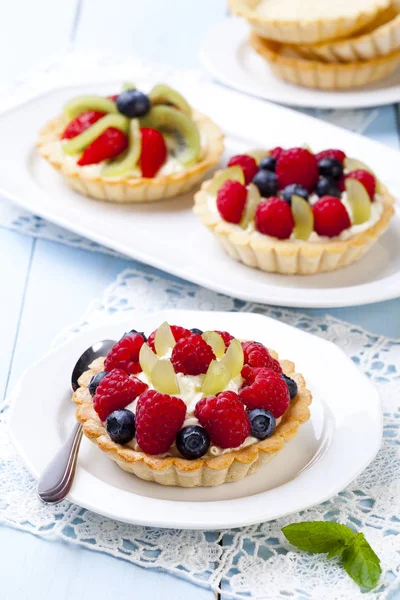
[327,540,348,558]
[342,533,381,590]
[282,521,355,554]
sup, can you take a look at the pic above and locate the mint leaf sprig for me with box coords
[282,521,381,590]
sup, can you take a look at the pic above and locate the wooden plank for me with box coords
[0,230,33,401]
[74,0,226,67]
[0,0,79,81]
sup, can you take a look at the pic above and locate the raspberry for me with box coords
[337,176,345,192]
[93,369,147,421]
[315,149,346,164]
[276,148,319,192]
[195,391,250,448]
[104,333,145,375]
[215,330,234,347]
[227,154,258,184]
[270,147,284,161]
[148,325,191,352]
[139,128,167,177]
[240,368,290,417]
[313,196,351,237]
[346,169,376,200]
[61,110,105,140]
[255,197,294,239]
[242,341,282,373]
[135,389,186,454]
[216,180,247,224]
[171,334,215,375]
[77,127,128,166]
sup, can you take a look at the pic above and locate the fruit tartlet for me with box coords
[37,83,224,203]
[193,148,394,275]
[73,323,311,487]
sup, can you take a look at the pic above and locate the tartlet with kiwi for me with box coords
[37,83,224,203]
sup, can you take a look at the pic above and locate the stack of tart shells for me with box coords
[229,0,400,90]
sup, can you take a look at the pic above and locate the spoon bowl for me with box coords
[38,338,116,503]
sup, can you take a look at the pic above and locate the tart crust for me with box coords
[73,353,312,487]
[250,32,400,89]
[37,110,224,203]
[229,0,390,45]
[193,171,395,275]
[297,6,400,63]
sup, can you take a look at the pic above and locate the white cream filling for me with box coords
[207,190,383,243]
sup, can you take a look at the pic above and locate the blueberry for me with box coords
[252,170,279,197]
[190,328,203,335]
[123,329,147,341]
[281,184,308,204]
[315,177,341,198]
[281,373,298,400]
[176,425,210,460]
[317,158,343,180]
[248,409,276,440]
[106,409,136,445]
[116,90,151,118]
[259,156,277,172]
[88,371,108,397]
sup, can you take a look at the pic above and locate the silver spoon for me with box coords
[38,339,116,504]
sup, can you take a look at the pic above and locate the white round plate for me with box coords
[199,17,400,109]
[8,310,382,530]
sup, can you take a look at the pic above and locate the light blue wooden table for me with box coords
[1,1,399,598]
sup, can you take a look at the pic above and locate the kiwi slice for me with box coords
[149,84,191,116]
[208,166,245,195]
[140,105,200,167]
[62,114,129,155]
[63,95,118,120]
[292,195,314,240]
[345,178,371,225]
[344,157,376,177]
[121,81,136,91]
[101,119,141,177]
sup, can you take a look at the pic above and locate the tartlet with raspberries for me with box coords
[37,83,223,203]
[193,147,395,275]
[73,323,312,487]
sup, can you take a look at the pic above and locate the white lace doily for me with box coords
[1,267,399,600]
[0,51,380,256]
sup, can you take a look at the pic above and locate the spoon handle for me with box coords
[37,422,83,504]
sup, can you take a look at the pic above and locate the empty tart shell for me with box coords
[229,0,391,45]
[250,32,400,89]
[193,172,395,275]
[37,110,224,203]
[73,354,312,488]
[297,6,400,62]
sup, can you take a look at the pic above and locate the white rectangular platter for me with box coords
[0,78,399,308]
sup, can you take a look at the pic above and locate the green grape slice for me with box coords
[202,331,225,358]
[245,148,270,165]
[345,178,371,225]
[101,119,141,177]
[121,82,136,91]
[201,360,231,396]
[208,166,245,195]
[63,95,118,120]
[62,114,129,155]
[240,183,261,229]
[344,157,375,177]
[139,343,158,378]
[154,321,176,356]
[220,339,244,379]
[149,83,191,116]
[292,195,314,240]
[151,359,180,395]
